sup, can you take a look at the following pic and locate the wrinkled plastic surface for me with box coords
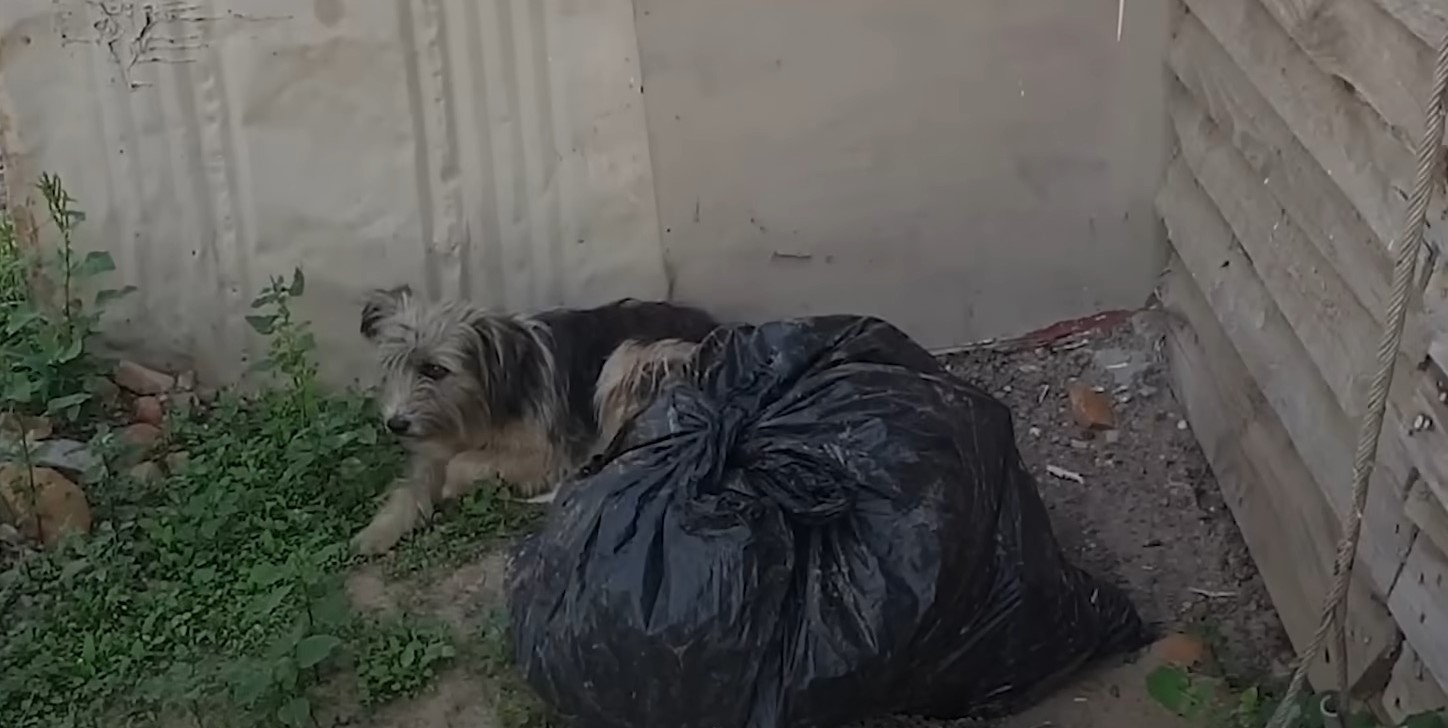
[507,315,1148,728]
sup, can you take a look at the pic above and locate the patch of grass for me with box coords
[475,608,557,728]
[0,173,133,429]
[1146,665,1447,728]
[0,176,541,727]
[385,483,543,579]
[352,617,456,706]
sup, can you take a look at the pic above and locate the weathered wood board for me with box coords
[1157,157,1415,594]
[1371,0,1448,48]
[1382,641,1448,725]
[1181,0,1448,261]
[1387,536,1448,700]
[1257,0,1429,146]
[1160,257,1400,691]
[1167,14,1395,329]
[1169,83,1376,417]
[1167,81,1435,525]
[1395,360,1448,531]
[1406,477,1448,561]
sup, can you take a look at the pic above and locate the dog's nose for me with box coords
[386,416,410,435]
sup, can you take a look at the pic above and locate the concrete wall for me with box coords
[637,0,1170,348]
[0,0,1169,384]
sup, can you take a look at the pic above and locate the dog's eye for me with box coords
[419,363,449,380]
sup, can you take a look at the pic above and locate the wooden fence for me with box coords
[1156,0,1448,719]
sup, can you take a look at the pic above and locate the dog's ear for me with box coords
[360,285,412,340]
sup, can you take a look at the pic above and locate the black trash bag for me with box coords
[507,315,1148,728]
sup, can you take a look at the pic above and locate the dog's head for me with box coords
[360,285,530,447]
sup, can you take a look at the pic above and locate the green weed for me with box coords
[1146,664,1447,728]
[0,176,542,727]
[0,173,133,428]
[384,483,543,580]
[475,609,556,728]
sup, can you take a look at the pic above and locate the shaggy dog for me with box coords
[350,285,718,555]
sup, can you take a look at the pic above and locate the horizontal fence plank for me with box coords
[1406,477,1448,561]
[1161,255,1399,691]
[1169,82,1375,416]
[1168,82,1434,531]
[1167,14,1396,327]
[1387,536,1448,699]
[1396,360,1448,522]
[1371,0,1448,48]
[1157,156,1414,596]
[1258,0,1430,146]
[1382,640,1448,724]
[1181,0,1448,262]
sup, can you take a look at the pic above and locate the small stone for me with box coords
[1177,419,1190,431]
[128,461,164,484]
[1070,439,1090,450]
[176,370,197,392]
[121,423,164,453]
[1068,382,1117,430]
[1152,633,1211,668]
[195,386,219,405]
[164,451,190,474]
[132,396,164,426]
[114,360,175,396]
[1104,429,1122,445]
[31,439,100,479]
[1028,427,1042,438]
[1138,385,1159,398]
[0,464,93,548]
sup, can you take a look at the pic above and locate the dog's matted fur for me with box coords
[350,285,718,554]
[592,338,701,452]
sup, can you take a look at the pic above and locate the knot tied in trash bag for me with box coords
[508,315,1148,728]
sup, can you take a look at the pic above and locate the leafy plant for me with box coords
[1146,665,1447,728]
[476,609,556,728]
[246,268,316,392]
[0,227,538,723]
[0,173,132,427]
[385,479,543,579]
[352,618,456,706]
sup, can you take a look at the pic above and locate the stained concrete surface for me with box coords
[635,0,1171,349]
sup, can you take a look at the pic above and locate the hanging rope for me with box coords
[1263,30,1448,728]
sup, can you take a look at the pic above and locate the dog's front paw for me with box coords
[351,522,403,556]
[351,506,415,556]
[442,451,495,501]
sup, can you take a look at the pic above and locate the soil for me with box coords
[854,310,1296,728]
[344,311,1295,728]
[942,312,1294,682]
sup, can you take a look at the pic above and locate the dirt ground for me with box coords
[349,311,1295,728]
[946,312,1294,680]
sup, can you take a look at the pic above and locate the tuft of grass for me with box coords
[352,617,457,706]
[0,176,544,727]
[0,173,134,430]
[384,482,543,579]
[475,608,557,728]
[1146,664,1447,728]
